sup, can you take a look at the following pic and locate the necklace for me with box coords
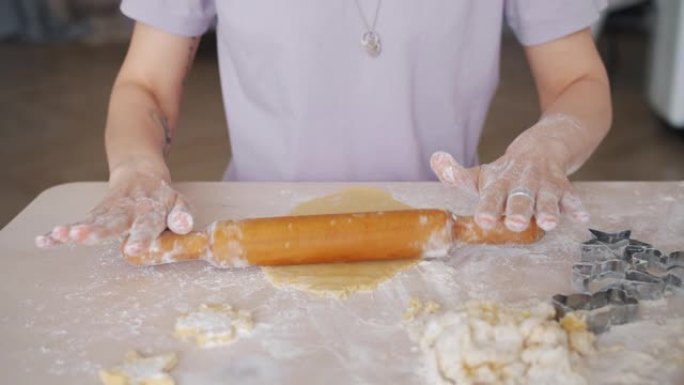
[353,0,382,57]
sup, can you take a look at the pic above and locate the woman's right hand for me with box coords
[35,166,194,255]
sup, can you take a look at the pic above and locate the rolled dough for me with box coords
[262,187,419,297]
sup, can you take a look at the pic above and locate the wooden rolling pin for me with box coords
[123,209,543,268]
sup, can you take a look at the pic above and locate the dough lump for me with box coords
[99,350,177,385]
[420,302,594,385]
[262,187,419,297]
[174,303,253,347]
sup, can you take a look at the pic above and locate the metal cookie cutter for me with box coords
[558,229,684,332]
[631,249,684,294]
[573,230,682,300]
[580,229,632,262]
[632,249,684,275]
[572,259,630,291]
[588,229,632,245]
[590,270,667,300]
[573,229,635,292]
[552,288,638,334]
[623,239,655,263]
[664,251,684,288]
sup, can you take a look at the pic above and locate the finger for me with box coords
[504,186,537,232]
[167,195,194,234]
[475,179,508,230]
[50,225,70,243]
[430,151,479,198]
[50,201,126,245]
[35,233,60,248]
[560,189,590,223]
[63,221,106,245]
[49,206,133,246]
[123,202,168,255]
[69,223,98,244]
[35,223,82,248]
[535,184,562,231]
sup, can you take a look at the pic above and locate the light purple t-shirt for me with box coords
[120,0,606,182]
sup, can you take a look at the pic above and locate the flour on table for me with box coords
[583,317,684,385]
[262,187,420,297]
[174,303,253,348]
[99,350,177,385]
[404,296,442,321]
[419,301,594,385]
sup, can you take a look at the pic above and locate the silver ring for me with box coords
[508,187,535,201]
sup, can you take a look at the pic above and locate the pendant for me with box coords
[361,31,381,57]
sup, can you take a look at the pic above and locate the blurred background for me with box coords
[1,0,683,228]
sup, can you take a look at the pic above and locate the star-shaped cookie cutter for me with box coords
[552,288,638,334]
[580,229,634,262]
[572,229,683,300]
[556,229,683,333]
[632,249,684,276]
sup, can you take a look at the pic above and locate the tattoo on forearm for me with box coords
[150,110,173,156]
[145,38,198,157]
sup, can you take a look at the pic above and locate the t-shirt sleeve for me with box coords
[505,0,608,46]
[120,0,216,37]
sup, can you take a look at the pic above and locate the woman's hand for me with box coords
[35,166,194,255]
[437,27,610,232]
[431,133,590,233]
[35,24,204,254]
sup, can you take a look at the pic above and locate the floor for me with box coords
[1,27,683,228]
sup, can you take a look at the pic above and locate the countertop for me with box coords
[1,181,683,384]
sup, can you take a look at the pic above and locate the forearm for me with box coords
[512,28,612,175]
[104,23,199,186]
[509,76,611,174]
[105,81,177,184]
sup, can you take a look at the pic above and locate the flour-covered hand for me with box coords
[35,166,193,254]
[431,116,591,232]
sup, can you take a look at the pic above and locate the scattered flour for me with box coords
[582,317,684,385]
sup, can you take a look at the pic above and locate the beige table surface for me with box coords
[1,181,683,384]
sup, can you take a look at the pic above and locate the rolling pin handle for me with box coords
[122,231,210,266]
[451,214,544,244]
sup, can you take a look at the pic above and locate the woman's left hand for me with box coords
[430,147,590,233]
[430,28,610,232]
